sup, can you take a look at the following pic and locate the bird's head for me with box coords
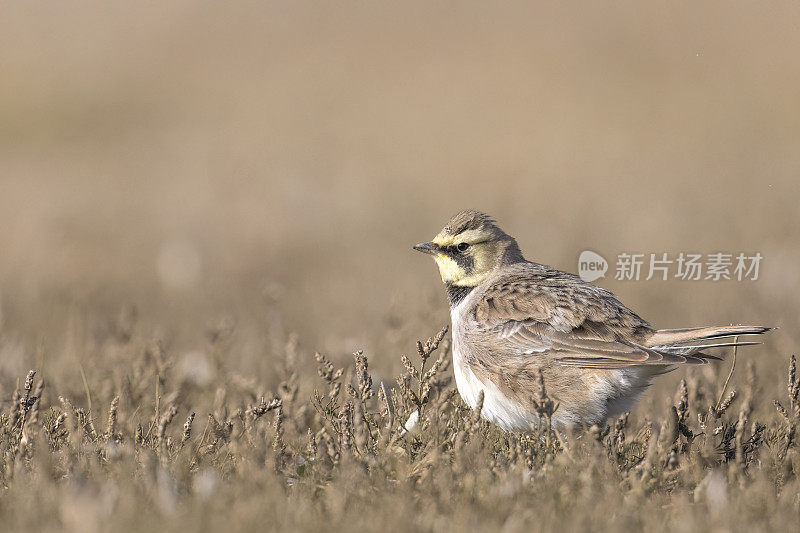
[413,210,524,287]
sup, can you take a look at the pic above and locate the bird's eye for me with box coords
[457,242,469,252]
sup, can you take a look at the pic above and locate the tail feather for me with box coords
[647,325,771,357]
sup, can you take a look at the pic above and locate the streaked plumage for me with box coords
[414,210,770,432]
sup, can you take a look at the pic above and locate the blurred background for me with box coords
[1,2,799,406]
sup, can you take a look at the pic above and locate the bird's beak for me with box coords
[413,242,439,255]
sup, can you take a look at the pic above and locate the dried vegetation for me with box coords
[0,319,798,532]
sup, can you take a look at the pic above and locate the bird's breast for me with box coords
[450,305,540,432]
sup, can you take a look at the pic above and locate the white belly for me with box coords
[453,350,648,431]
[450,303,540,432]
[452,347,540,432]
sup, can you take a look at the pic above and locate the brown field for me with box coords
[1,2,799,531]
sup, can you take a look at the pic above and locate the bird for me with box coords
[413,209,770,432]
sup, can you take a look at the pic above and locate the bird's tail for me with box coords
[646,325,771,356]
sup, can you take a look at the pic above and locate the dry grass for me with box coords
[0,326,798,532]
[2,2,800,531]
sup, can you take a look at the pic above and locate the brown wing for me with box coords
[471,275,712,369]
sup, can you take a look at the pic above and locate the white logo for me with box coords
[578,250,608,282]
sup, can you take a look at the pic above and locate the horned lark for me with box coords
[414,210,770,432]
